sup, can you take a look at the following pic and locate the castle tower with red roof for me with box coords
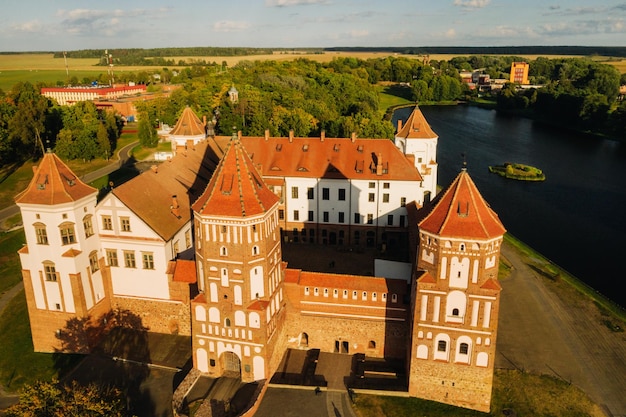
[395,106,439,202]
[407,166,506,412]
[190,132,285,382]
[15,152,112,352]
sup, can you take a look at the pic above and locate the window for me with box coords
[102,215,112,230]
[220,246,228,256]
[324,288,329,297]
[387,215,394,226]
[354,213,360,224]
[352,290,357,300]
[391,293,398,303]
[304,287,310,296]
[89,250,99,273]
[322,188,330,200]
[43,262,57,281]
[438,340,447,352]
[372,292,377,301]
[102,216,113,230]
[452,308,459,316]
[338,189,346,201]
[293,210,300,221]
[367,214,373,224]
[83,215,94,238]
[34,223,48,245]
[338,212,345,223]
[221,225,227,233]
[459,342,469,355]
[307,187,314,199]
[59,222,76,245]
[383,182,390,189]
[400,197,406,207]
[278,209,285,220]
[383,193,389,203]
[142,252,154,269]
[399,215,406,227]
[308,211,314,221]
[368,340,376,349]
[368,182,375,188]
[314,287,319,296]
[120,217,131,232]
[291,186,299,199]
[252,246,259,255]
[343,290,348,299]
[333,289,338,298]
[323,212,329,222]
[106,249,118,267]
[362,291,367,300]
[185,230,192,248]
[124,251,136,268]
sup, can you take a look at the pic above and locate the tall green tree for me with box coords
[7,82,50,159]
[138,113,158,148]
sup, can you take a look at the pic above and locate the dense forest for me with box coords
[0,53,624,167]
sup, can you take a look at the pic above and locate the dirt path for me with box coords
[497,242,626,416]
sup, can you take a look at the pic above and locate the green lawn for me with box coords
[353,369,604,417]
[0,230,25,294]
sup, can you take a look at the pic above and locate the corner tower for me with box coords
[15,152,111,353]
[407,167,506,412]
[395,106,438,201]
[191,133,284,382]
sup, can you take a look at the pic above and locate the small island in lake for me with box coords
[489,162,546,181]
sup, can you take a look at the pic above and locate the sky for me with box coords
[0,0,625,52]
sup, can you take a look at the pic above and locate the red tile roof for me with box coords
[112,139,219,240]
[172,259,197,283]
[169,106,206,137]
[15,153,97,205]
[192,136,279,218]
[418,168,506,239]
[213,136,423,182]
[396,106,438,140]
[417,271,436,284]
[247,299,270,311]
[289,270,407,294]
[481,278,502,291]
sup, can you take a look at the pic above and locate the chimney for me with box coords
[397,119,403,132]
[151,165,158,173]
[203,115,207,127]
[171,195,180,218]
[351,132,356,143]
[32,166,38,174]
[264,129,270,141]
[376,153,383,176]
[238,131,242,140]
[289,130,294,143]
[320,130,325,142]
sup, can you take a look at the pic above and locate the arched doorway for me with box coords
[221,351,241,377]
[299,332,309,348]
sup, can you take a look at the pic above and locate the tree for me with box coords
[4,379,127,417]
[7,82,50,159]
[138,113,158,148]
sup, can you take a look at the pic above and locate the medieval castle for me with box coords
[16,105,505,412]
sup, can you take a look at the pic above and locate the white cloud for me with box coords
[213,20,251,32]
[453,0,490,9]
[11,20,43,33]
[266,0,329,7]
[350,29,369,38]
[444,28,456,39]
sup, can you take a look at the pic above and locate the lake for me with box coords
[394,105,626,307]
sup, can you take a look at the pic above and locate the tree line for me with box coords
[1,54,624,169]
[0,82,123,167]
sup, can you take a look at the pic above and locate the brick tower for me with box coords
[190,132,285,382]
[15,151,112,353]
[407,166,506,412]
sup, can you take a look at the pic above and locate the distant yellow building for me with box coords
[510,62,529,85]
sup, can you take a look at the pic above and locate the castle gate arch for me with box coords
[221,351,241,376]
